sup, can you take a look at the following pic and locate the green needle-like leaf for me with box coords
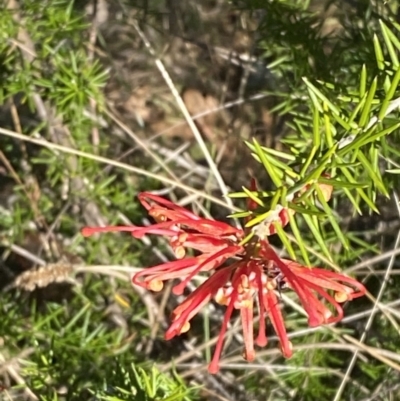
[348,94,366,126]
[323,106,334,148]
[274,223,297,260]
[303,213,332,261]
[288,212,310,264]
[379,65,400,120]
[261,146,297,161]
[373,33,385,70]
[312,105,321,148]
[303,78,340,115]
[245,210,275,228]
[380,20,399,69]
[342,186,362,214]
[360,64,367,98]
[315,184,349,250]
[288,202,327,217]
[318,177,369,189]
[385,23,400,52]
[252,138,283,187]
[356,150,388,196]
[348,122,400,152]
[300,146,318,177]
[242,186,265,207]
[359,77,378,128]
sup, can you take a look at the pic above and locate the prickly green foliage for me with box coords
[227,1,400,399]
[230,3,400,265]
[0,286,195,401]
[1,2,106,112]
[91,365,198,401]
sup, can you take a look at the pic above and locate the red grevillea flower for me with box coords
[81,188,367,374]
[82,192,244,295]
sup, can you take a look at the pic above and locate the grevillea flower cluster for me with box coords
[82,186,366,374]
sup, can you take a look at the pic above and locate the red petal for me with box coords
[139,192,201,219]
[255,267,268,347]
[240,303,255,361]
[132,258,200,288]
[264,290,292,358]
[172,246,243,295]
[208,291,237,374]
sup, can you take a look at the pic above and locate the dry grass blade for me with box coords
[0,127,238,211]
